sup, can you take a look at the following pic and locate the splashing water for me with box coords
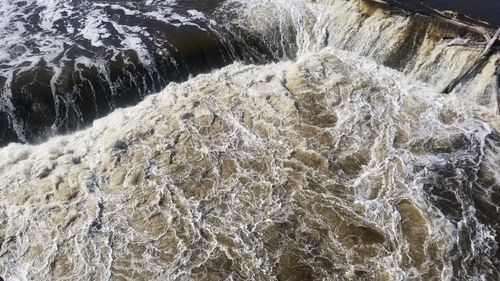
[0,0,499,280]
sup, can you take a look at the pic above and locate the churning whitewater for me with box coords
[0,0,499,280]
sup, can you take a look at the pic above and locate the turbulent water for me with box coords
[0,0,279,145]
[1,0,498,147]
[0,0,499,280]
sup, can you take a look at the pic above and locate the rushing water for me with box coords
[0,0,279,146]
[0,0,499,280]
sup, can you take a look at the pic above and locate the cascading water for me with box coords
[0,0,499,280]
[0,0,282,146]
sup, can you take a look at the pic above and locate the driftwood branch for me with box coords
[481,27,500,57]
[443,27,500,94]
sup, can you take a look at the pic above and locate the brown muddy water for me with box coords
[0,0,499,280]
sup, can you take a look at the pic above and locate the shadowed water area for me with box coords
[0,0,499,280]
[0,0,282,146]
[388,0,500,26]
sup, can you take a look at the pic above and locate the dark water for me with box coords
[0,0,281,147]
[389,0,500,26]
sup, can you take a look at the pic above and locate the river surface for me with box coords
[390,0,500,26]
[0,0,499,280]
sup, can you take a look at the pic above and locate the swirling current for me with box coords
[0,0,499,280]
